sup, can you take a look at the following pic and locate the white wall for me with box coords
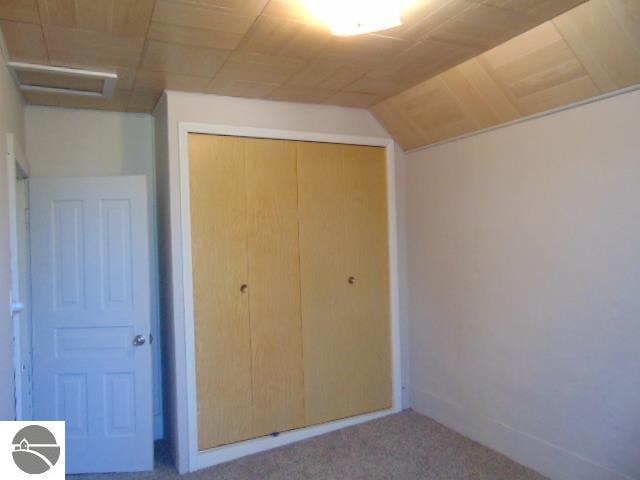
[26,106,153,178]
[0,46,26,420]
[156,91,403,472]
[406,89,640,480]
[24,106,164,439]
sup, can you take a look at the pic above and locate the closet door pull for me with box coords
[348,276,356,285]
[240,284,249,293]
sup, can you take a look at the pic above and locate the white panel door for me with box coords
[29,176,153,474]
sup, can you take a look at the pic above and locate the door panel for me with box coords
[100,199,134,309]
[30,176,153,474]
[297,142,392,426]
[189,134,253,450]
[297,142,350,426]
[341,145,392,416]
[244,138,305,437]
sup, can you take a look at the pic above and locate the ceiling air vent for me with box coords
[7,62,117,98]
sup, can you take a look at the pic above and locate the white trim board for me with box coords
[7,133,22,419]
[176,122,402,472]
[7,133,29,420]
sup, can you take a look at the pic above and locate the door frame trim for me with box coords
[7,133,29,420]
[177,122,402,472]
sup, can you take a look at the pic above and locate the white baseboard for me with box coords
[410,386,635,480]
[192,407,400,472]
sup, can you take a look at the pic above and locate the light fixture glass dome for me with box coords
[302,0,413,36]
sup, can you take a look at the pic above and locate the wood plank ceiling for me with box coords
[372,0,640,149]
[0,0,586,113]
[0,0,637,150]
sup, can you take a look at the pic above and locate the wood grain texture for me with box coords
[430,4,538,51]
[484,0,588,20]
[268,84,335,103]
[370,98,427,149]
[372,0,639,150]
[339,144,392,420]
[140,40,230,77]
[133,70,212,92]
[479,21,599,115]
[44,25,144,68]
[324,91,382,108]
[445,57,520,125]
[238,14,331,60]
[208,77,279,99]
[351,37,482,95]
[287,61,368,90]
[553,0,640,92]
[148,0,257,49]
[189,134,254,450]
[297,142,392,427]
[371,73,479,149]
[8,0,635,142]
[390,0,480,40]
[2,0,589,112]
[189,135,391,446]
[244,138,305,438]
[37,0,155,37]
[0,20,48,62]
[0,0,40,23]
[215,52,306,85]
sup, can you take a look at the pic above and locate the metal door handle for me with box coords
[133,334,146,346]
[240,284,249,293]
[11,301,24,315]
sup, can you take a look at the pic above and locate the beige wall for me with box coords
[0,46,25,420]
[24,106,163,438]
[156,91,400,472]
[405,89,640,480]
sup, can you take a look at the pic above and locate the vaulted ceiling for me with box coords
[0,0,637,150]
[372,0,640,149]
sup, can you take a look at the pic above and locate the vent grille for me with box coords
[8,62,117,98]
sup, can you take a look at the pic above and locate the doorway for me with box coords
[7,132,31,421]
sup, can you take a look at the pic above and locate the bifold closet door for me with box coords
[244,138,305,438]
[297,142,392,426]
[190,134,253,450]
[189,134,304,450]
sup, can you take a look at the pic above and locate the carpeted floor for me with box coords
[69,410,547,479]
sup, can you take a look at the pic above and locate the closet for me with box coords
[188,134,391,451]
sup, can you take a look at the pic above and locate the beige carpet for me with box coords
[69,410,546,479]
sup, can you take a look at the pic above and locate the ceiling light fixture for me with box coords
[302,0,413,36]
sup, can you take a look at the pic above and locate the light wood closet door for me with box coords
[244,138,305,437]
[189,134,253,450]
[297,142,392,426]
[191,134,305,449]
